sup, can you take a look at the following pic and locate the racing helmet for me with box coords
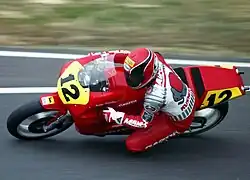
[124,48,159,89]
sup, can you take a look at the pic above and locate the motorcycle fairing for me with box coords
[176,65,245,109]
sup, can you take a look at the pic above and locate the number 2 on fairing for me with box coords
[60,74,80,102]
[201,87,243,108]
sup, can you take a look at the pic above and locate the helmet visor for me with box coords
[124,65,144,88]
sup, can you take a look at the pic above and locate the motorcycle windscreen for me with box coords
[78,59,116,92]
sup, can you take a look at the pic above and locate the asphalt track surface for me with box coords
[1,49,250,180]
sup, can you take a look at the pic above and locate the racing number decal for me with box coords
[206,90,232,107]
[60,74,80,102]
[201,87,243,108]
[57,61,90,105]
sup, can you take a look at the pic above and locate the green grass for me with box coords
[0,0,250,57]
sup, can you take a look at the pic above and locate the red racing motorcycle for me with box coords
[6,54,250,140]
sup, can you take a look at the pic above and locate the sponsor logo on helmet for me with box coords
[125,57,135,68]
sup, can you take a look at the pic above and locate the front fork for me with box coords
[43,111,71,132]
[40,92,71,132]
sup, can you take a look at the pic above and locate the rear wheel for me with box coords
[7,99,73,140]
[179,102,229,137]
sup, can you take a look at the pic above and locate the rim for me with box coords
[184,108,221,134]
[17,111,72,138]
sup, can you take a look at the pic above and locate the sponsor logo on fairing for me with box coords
[41,96,54,105]
[96,101,118,107]
[118,100,137,107]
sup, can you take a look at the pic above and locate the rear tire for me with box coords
[7,99,73,140]
[178,102,229,137]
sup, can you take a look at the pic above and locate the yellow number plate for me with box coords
[200,87,243,108]
[57,61,90,105]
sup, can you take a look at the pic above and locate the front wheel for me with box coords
[179,102,229,137]
[7,99,73,140]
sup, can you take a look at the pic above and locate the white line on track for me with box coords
[0,50,250,94]
[0,51,82,59]
[0,87,57,94]
[1,50,250,67]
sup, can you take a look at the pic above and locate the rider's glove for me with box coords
[103,107,125,125]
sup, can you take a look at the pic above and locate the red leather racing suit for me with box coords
[89,50,196,152]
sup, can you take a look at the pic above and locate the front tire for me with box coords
[7,99,73,140]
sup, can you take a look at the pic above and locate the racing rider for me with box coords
[91,48,196,152]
